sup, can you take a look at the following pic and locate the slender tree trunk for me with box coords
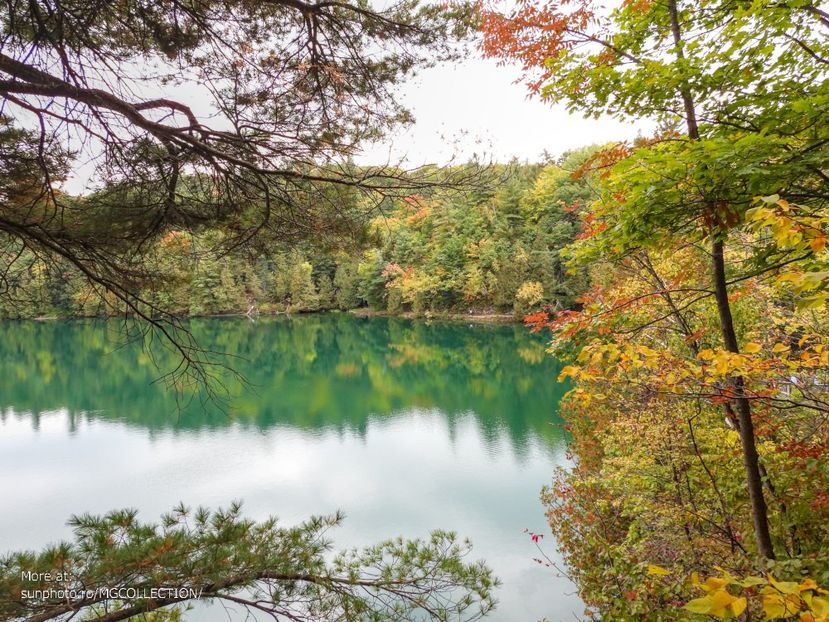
[711,240,776,559]
[667,0,775,559]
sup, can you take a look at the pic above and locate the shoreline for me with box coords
[23,308,521,325]
[348,308,518,324]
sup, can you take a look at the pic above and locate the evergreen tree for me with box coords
[334,259,361,310]
[288,260,320,312]
[1,504,496,622]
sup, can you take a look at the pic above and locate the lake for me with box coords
[0,314,581,621]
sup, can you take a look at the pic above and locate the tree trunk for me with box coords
[711,239,776,559]
[668,0,775,560]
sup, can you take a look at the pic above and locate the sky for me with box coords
[356,56,652,167]
[62,54,653,194]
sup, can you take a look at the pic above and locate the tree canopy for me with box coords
[482,0,829,619]
[0,0,481,382]
[0,159,594,321]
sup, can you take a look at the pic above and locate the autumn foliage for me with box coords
[482,0,829,619]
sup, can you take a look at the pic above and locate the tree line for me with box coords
[0,157,594,320]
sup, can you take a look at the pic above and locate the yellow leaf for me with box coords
[702,577,731,593]
[685,594,716,615]
[772,343,790,353]
[764,592,802,619]
[763,594,787,619]
[744,342,762,353]
[558,365,579,381]
[647,564,670,576]
[713,566,737,583]
[708,589,738,618]
[771,575,803,596]
[801,579,819,592]
[812,596,829,617]
[684,590,737,617]
[741,576,768,587]
[731,596,747,617]
[637,345,659,357]
[797,296,828,310]
[714,354,731,376]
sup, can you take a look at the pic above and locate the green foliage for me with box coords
[370,160,593,316]
[287,260,320,312]
[0,160,592,321]
[0,503,497,622]
[316,273,336,309]
[333,259,361,310]
[484,0,829,618]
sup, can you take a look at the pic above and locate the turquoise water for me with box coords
[0,314,581,621]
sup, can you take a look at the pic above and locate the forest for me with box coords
[1,0,828,621]
[0,155,594,320]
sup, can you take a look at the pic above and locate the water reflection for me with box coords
[0,314,580,621]
[0,314,569,457]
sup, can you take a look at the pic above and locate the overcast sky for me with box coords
[357,56,653,167]
[63,55,652,193]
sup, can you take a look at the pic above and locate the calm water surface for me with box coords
[0,314,581,621]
